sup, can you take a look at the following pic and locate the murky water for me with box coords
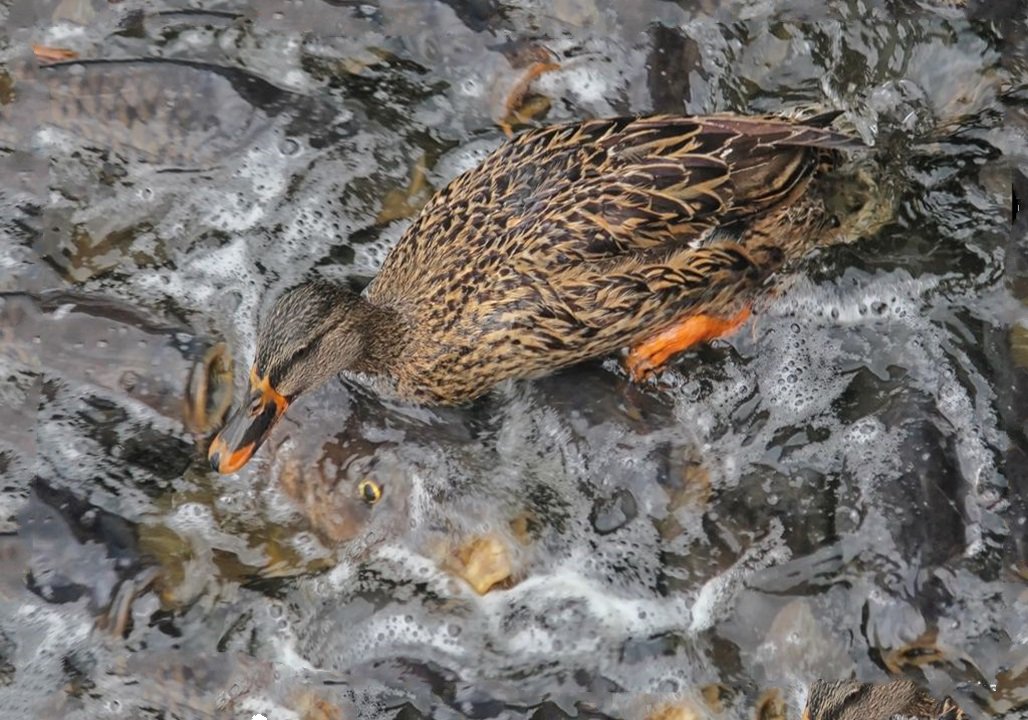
[1,0,1026,718]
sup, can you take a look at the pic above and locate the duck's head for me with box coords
[208,282,373,474]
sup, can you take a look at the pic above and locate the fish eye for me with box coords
[358,478,382,505]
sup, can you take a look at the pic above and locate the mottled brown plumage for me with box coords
[365,113,861,400]
[802,680,968,720]
[209,113,866,473]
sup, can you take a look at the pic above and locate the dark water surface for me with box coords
[1,0,1026,718]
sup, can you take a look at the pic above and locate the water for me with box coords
[0,0,1025,718]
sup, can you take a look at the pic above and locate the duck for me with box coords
[208,113,867,474]
[802,679,968,719]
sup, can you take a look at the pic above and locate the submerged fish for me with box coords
[0,290,233,433]
[1,56,343,166]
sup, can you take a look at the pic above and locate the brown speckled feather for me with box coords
[364,114,860,403]
[803,680,968,720]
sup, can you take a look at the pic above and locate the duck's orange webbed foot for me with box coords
[625,306,752,382]
[32,44,79,63]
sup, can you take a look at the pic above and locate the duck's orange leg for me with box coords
[625,306,752,381]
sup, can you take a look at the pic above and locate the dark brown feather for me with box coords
[356,113,865,402]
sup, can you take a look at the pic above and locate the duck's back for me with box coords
[365,114,860,403]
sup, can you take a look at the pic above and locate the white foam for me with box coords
[536,59,619,115]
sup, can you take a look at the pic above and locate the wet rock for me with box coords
[871,391,969,565]
[0,628,14,688]
[18,478,150,629]
[589,488,638,535]
[993,167,1028,565]
[647,24,703,114]
[119,430,194,481]
[436,0,507,32]
[0,368,39,532]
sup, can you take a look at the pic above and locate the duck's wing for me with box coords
[492,241,774,359]
[512,114,861,262]
[494,117,861,351]
[371,114,858,308]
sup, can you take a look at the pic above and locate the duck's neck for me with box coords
[345,295,406,376]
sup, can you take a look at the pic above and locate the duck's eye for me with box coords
[248,396,263,416]
[358,479,382,505]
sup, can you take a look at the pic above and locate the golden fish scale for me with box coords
[21,59,282,165]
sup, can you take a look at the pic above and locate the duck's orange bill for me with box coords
[207,367,289,474]
[207,435,256,474]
